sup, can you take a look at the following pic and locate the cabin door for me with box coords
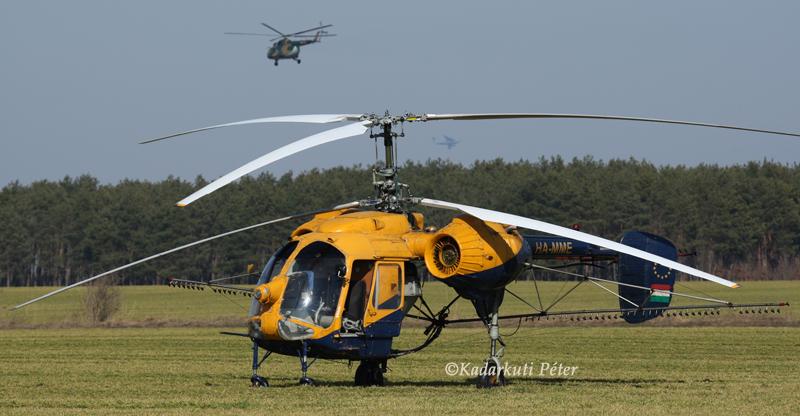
[364,261,404,328]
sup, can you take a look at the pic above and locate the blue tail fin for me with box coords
[618,231,677,323]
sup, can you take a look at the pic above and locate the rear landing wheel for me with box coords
[355,360,385,386]
[274,60,279,66]
[476,360,506,388]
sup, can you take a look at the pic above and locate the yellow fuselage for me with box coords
[251,209,525,344]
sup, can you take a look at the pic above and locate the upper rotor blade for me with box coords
[418,198,739,288]
[177,121,372,206]
[261,22,286,37]
[224,32,273,37]
[286,24,333,37]
[140,114,364,144]
[421,113,800,138]
[11,201,361,310]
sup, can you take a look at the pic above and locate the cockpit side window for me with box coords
[373,263,402,310]
[261,241,297,284]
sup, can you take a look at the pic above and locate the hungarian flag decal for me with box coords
[649,283,672,303]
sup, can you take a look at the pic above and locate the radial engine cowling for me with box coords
[421,215,524,279]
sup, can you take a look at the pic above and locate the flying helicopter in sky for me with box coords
[432,134,460,149]
[14,112,796,388]
[225,22,335,65]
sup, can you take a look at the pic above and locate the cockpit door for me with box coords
[364,261,404,326]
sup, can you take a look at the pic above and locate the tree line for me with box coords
[1,157,798,287]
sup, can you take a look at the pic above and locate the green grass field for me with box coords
[2,280,797,327]
[1,282,798,415]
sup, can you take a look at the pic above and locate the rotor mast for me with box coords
[369,111,409,212]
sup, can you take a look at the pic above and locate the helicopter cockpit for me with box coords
[250,234,422,343]
[249,240,349,341]
[279,242,345,329]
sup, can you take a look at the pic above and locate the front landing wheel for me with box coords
[251,375,269,388]
[299,376,315,386]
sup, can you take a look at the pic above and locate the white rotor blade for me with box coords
[418,198,739,288]
[140,114,364,144]
[177,121,372,206]
[12,201,361,310]
[421,113,800,138]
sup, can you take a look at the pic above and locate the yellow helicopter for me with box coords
[15,112,796,387]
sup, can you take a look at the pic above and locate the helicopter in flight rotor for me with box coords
[225,22,335,65]
[15,112,796,388]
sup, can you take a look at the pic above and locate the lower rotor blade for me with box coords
[140,114,365,144]
[224,32,273,37]
[12,201,360,310]
[421,113,800,138]
[176,121,372,206]
[418,198,739,288]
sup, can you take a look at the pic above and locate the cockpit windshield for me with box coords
[279,242,346,328]
[249,241,297,317]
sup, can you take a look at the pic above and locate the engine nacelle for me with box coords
[418,215,524,279]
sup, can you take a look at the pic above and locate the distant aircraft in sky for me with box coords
[432,135,460,150]
[225,22,336,66]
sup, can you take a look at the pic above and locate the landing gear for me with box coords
[477,358,506,388]
[250,341,270,388]
[294,58,301,64]
[354,360,386,386]
[298,341,315,386]
[251,375,269,387]
[274,60,279,66]
[477,310,507,388]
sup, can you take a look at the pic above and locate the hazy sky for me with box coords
[1,1,799,186]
